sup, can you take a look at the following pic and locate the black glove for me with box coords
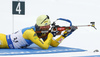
[51,31,58,37]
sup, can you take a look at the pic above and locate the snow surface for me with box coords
[0,0,100,57]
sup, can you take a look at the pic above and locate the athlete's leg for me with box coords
[0,33,9,48]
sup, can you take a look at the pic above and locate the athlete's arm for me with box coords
[50,31,68,47]
[50,35,65,47]
[23,29,53,49]
[50,26,77,47]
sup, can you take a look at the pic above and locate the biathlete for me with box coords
[0,15,77,49]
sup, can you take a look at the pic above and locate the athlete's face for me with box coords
[40,25,50,31]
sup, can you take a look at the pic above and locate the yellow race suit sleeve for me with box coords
[50,31,68,47]
[23,29,53,49]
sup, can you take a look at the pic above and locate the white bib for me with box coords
[10,30,29,49]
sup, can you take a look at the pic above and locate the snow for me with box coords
[0,0,100,57]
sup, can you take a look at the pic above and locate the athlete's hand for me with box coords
[51,31,59,37]
[62,26,77,38]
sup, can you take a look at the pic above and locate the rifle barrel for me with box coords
[76,25,91,27]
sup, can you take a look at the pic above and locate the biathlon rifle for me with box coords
[36,18,97,38]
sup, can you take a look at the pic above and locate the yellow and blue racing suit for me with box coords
[0,26,69,49]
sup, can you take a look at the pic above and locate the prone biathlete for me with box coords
[0,15,77,49]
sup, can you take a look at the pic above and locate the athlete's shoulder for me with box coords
[22,26,36,34]
[23,28,36,39]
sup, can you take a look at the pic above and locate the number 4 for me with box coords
[16,2,21,14]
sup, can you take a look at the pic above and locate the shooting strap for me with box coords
[57,18,72,26]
